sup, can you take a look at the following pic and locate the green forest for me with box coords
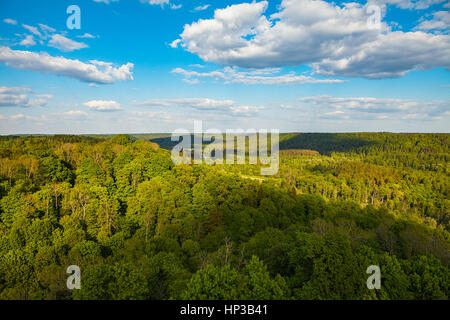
[0,133,448,300]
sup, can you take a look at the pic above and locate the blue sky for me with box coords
[0,0,449,134]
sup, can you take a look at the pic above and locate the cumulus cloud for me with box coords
[19,35,36,46]
[0,86,53,107]
[3,18,17,25]
[311,31,450,78]
[83,100,121,111]
[172,66,344,84]
[172,0,450,79]
[0,46,134,84]
[13,22,92,51]
[415,10,450,31]
[48,34,88,52]
[134,97,263,116]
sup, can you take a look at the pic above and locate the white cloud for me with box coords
[77,33,96,39]
[8,114,27,120]
[19,23,92,51]
[35,94,54,100]
[172,66,344,84]
[0,46,134,84]
[311,31,450,78]
[0,93,29,108]
[19,35,36,46]
[194,4,210,11]
[129,110,173,120]
[48,34,88,52]
[3,18,17,25]
[0,86,32,94]
[62,110,88,117]
[83,100,121,111]
[415,10,450,31]
[143,0,168,5]
[141,0,182,9]
[402,113,423,119]
[0,86,52,107]
[230,105,263,115]
[173,0,450,79]
[385,0,445,9]
[134,97,263,116]
[38,23,56,33]
[93,0,119,3]
[5,20,92,51]
[289,95,450,120]
[182,78,200,84]
[22,24,42,38]
[189,64,205,68]
[169,39,182,48]
[134,97,234,109]
[44,110,89,121]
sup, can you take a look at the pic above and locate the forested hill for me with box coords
[279,133,449,172]
[0,133,448,300]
